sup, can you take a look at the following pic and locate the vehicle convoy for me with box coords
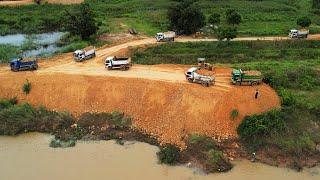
[105,56,132,71]
[73,47,96,62]
[197,58,213,71]
[185,67,215,87]
[155,31,175,42]
[288,29,309,38]
[231,69,263,86]
[9,58,38,72]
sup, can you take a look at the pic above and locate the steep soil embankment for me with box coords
[0,72,280,147]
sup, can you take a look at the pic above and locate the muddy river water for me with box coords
[0,133,319,180]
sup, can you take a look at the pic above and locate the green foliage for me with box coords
[297,16,311,28]
[216,26,238,41]
[167,0,206,34]
[226,9,242,25]
[208,13,221,25]
[0,45,19,63]
[312,0,320,8]
[50,138,76,148]
[237,109,285,149]
[63,3,98,40]
[157,145,180,164]
[59,41,88,53]
[22,79,31,95]
[188,134,216,150]
[231,109,239,120]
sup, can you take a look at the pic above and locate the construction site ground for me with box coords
[0,37,283,147]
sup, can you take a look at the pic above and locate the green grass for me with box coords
[0,45,20,63]
[1,0,320,36]
[132,40,320,64]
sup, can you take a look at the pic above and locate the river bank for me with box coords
[1,133,319,180]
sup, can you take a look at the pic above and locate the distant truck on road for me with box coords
[73,47,96,62]
[231,69,262,86]
[105,56,132,71]
[288,29,309,38]
[9,58,38,72]
[185,67,215,87]
[155,31,175,42]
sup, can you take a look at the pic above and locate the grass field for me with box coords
[132,40,320,162]
[1,0,320,36]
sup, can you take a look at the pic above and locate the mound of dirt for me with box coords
[0,72,280,148]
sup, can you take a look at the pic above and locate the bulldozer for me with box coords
[197,58,213,71]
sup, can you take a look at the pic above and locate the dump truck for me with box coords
[288,29,309,38]
[231,69,263,86]
[73,47,96,62]
[105,56,131,71]
[155,31,175,42]
[197,58,213,71]
[185,67,215,87]
[9,58,38,72]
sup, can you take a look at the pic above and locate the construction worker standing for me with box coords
[255,89,259,99]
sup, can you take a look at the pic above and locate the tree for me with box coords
[63,3,97,40]
[297,16,311,28]
[167,0,206,34]
[215,26,238,41]
[226,9,242,26]
[208,13,221,25]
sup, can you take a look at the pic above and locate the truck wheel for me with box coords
[236,81,241,86]
[202,82,209,87]
[32,65,38,70]
[251,81,258,86]
[107,66,112,70]
[120,65,126,71]
[188,79,193,83]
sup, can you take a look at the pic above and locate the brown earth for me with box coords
[0,37,281,147]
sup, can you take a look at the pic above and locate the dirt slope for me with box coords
[0,72,279,147]
[0,37,281,147]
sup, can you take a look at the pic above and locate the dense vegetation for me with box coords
[132,40,320,168]
[1,0,320,36]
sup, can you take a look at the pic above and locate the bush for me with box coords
[237,109,285,149]
[22,79,31,95]
[297,16,311,28]
[230,109,239,120]
[157,145,180,164]
[50,138,76,148]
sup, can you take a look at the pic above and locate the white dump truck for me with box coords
[288,29,309,38]
[185,67,215,87]
[155,31,175,42]
[105,56,132,70]
[73,47,96,62]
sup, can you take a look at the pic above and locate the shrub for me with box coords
[237,109,286,149]
[22,79,31,95]
[157,145,180,164]
[50,138,76,148]
[297,16,311,28]
[188,134,216,150]
[0,99,14,110]
[230,109,239,120]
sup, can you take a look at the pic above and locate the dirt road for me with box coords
[0,37,281,147]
